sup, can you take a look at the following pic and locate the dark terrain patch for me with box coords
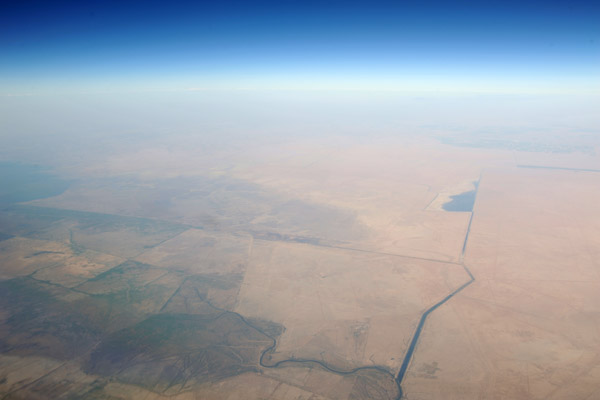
[246,317,285,339]
[0,206,66,239]
[0,278,102,360]
[0,205,188,257]
[86,313,273,394]
[348,369,400,400]
[76,261,172,295]
[251,230,321,245]
[160,273,244,313]
[74,261,185,329]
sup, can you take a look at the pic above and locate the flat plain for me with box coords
[1,129,599,399]
[402,168,600,399]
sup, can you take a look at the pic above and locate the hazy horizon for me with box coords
[1,2,599,400]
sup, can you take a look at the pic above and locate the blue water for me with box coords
[442,190,476,212]
[0,162,70,207]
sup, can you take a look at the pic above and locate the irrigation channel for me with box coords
[208,182,480,399]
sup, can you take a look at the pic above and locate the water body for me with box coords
[394,270,474,397]
[252,263,475,400]
[0,162,70,207]
[442,181,479,212]
[517,164,600,173]
[197,299,403,398]
[442,190,475,212]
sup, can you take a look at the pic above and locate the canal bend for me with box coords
[213,182,480,399]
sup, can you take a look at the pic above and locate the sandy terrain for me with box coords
[236,239,469,371]
[402,168,600,399]
[2,131,599,399]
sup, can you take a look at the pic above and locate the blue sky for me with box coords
[1,0,599,94]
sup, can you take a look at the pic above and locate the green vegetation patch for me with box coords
[75,261,185,323]
[3,205,188,258]
[0,278,102,360]
[86,312,272,394]
[0,206,67,239]
[160,273,244,314]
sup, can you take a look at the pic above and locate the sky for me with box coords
[1,0,599,94]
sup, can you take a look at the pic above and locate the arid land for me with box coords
[1,132,599,399]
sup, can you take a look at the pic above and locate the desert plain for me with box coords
[0,94,599,400]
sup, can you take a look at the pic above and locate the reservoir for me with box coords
[442,181,479,212]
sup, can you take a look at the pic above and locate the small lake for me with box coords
[442,190,476,212]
